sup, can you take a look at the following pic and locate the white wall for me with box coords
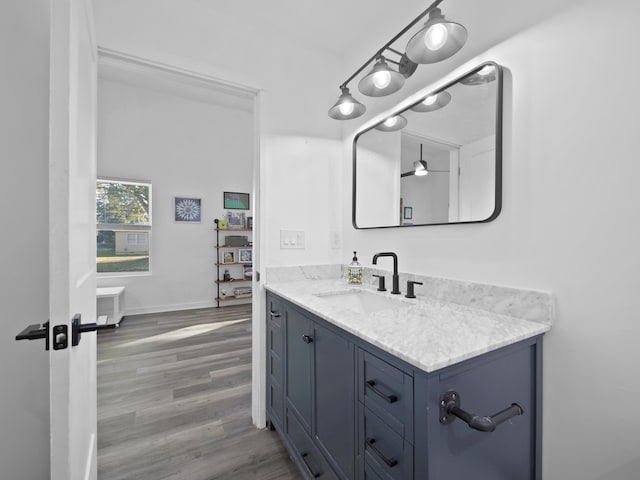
[355,130,401,227]
[342,0,640,477]
[96,74,254,314]
[94,0,345,269]
[0,0,50,478]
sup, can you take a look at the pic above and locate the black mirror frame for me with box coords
[352,61,503,229]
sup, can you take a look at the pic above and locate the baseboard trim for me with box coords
[122,301,221,316]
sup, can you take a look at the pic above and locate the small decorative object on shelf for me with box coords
[227,211,246,229]
[243,264,252,280]
[214,217,253,307]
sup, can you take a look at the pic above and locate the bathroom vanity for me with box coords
[265,275,549,480]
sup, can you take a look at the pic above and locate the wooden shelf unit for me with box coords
[214,222,253,307]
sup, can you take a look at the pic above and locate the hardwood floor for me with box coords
[97,305,300,480]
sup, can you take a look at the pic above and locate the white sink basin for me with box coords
[316,290,409,315]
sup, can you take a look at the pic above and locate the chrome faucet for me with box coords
[372,252,401,295]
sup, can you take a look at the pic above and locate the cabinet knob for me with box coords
[302,335,313,344]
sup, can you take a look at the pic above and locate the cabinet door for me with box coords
[314,322,355,479]
[286,306,314,432]
[266,294,285,429]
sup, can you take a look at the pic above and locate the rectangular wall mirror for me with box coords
[352,61,503,229]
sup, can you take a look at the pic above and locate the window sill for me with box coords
[97,271,152,279]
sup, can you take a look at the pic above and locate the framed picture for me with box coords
[227,211,246,229]
[238,248,252,263]
[224,191,250,210]
[403,206,413,220]
[247,216,253,230]
[174,197,201,223]
[222,251,235,264]
[243,264,253,280]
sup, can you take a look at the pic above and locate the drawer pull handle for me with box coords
[366,438,398,468]
[302,334,313,344]
[269,310,281,318]
[301,452,321,478]
[366,380,398,403]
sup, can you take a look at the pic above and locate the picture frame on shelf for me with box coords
[174,197,202,223]
[226,211,246,229]
[222,251,235,264]
[243,264,253,280]
[247,216,253,230]
[238,248,252,263]
[403,206,413,220]
[223,191,250,210]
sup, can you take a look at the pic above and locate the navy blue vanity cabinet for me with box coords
[314,320,356,479]
[285,304,314,432]
[413,337,543,480]
[266,293,285,431]
[272,297,355,479]
[357,349,414,480]
[266,293,543,480]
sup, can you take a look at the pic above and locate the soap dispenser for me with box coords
[347,251,363,285]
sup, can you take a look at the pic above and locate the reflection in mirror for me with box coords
[353,62,502,228]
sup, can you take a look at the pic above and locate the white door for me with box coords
[49,0,98,479]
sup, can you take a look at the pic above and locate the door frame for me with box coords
[94,48,267,428]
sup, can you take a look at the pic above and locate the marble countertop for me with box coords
[264,279,550,373]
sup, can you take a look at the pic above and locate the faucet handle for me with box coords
[405,281,423,299]
[372,274,386,292]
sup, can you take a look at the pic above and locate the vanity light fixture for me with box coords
[405,8,468,64]
[358,56,406,97]
[460,64,497,85]
[410,90,452,112]
[374,115,408,132]
[328,86,367,120]
[328,0,466,121]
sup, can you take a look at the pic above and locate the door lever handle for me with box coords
[72,314,116,346]
[16,322,48,341]
[16,322,50,350]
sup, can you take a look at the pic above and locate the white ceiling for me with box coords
[206,0,593,59]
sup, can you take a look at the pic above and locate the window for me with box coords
[96,179,151,274]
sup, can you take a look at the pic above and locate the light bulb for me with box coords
[339,101,355,116]
[414,161,428,176]
[384,116,398,127]
[373,70,391,89]
[477,65,495,76]
[422,94,437,106]
[424,23,448,51]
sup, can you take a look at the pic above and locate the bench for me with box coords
[97,286,125,326]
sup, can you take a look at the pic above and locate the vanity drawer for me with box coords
[360,405,413,480]
[359,349,414,439]
[287,410,338,480]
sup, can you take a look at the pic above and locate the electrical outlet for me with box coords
[330,231,342,249]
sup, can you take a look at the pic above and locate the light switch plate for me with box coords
[280,229,305,249]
